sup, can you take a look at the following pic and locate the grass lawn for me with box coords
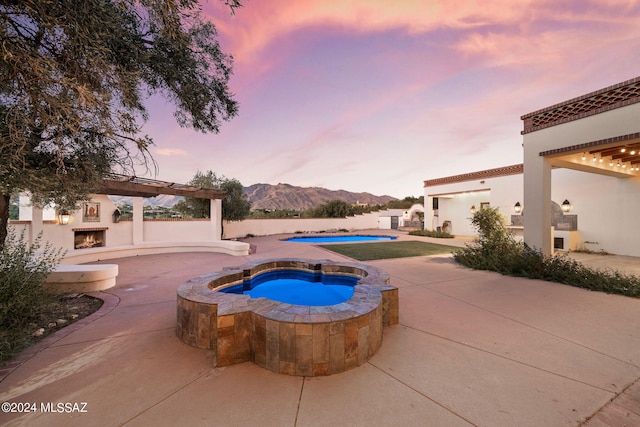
[319,240,460,261]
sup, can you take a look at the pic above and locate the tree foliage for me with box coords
[310,199,352,218]
[307,199,382,218]
[246,195,424,219]
[0,0,240,246]
[385,196,424,209]
[173,170,251,221]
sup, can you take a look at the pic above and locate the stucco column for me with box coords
[523,155,553,255]
[31,205,44,246]
[210,199,222,240]
[132,197,144,245]
[425,196,435,230]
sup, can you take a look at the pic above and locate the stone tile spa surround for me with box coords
[177,258,398,376]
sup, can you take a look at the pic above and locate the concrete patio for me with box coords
[1,232,639,426]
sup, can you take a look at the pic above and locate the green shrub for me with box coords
[409,229,455,238]
[0,230,65,361]
[453,208,640,297]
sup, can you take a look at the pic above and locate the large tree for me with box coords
[173,170,251,221]
[0,0,240,247]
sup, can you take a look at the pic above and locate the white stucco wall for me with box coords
[143,219,211,242]
[9,199,398,258]
[222,211,383,238]
[377,216,392,229]
[33,194,128,251]
[425,173,523,237]
[9,194,223,255]
[523,102,640,254]
[424,167,640,257]
[551,168,640,255]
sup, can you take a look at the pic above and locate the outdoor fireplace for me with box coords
[73,228,107,249]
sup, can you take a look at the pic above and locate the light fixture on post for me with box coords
[470,205,477,214]
[561,199,572,213]
[514,202,522,214]
[58,210,71,225]
[112,208,122,223]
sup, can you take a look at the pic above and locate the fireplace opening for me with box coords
[554,237,564,250]
[73,228,107,249]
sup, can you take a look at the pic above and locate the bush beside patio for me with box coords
[409,229,455,238]
[453,208,640,298]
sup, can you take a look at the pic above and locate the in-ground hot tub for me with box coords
[177,258,398,376]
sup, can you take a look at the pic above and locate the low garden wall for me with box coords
[223,212,382,239]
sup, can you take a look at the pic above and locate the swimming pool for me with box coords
[285,235,397,243]
[220,269,358,305]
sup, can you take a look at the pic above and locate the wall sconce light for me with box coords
[470,205,477,214]
[514,202,522,214]
[561,199,572,213]
[112,208,122,223]
[58,210,71,225]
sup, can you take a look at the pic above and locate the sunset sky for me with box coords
[142,0,640,198]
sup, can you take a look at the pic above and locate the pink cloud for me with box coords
[155,148,189,156]
[139,1,640,197]
[203,0,538,66]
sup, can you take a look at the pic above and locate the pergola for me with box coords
[95,174,227,200]
[89,174,228,244]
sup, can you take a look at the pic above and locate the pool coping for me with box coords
[178,258,396,323]
[279,234,399,243]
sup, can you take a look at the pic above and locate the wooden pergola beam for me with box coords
[95,176,227,199]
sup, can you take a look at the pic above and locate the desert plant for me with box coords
[453,208,640,297]
[0,230,65,361]
[454,208,525,273]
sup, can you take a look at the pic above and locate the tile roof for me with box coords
[521,76,640,134]
[424,164,523,187]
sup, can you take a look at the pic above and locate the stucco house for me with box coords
[425,76,640,257]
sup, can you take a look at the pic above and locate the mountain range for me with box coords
[109,183,396,210]
[244,183,396,210]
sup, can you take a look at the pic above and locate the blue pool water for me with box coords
[220,270,358,306]
[285,235,397,243]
